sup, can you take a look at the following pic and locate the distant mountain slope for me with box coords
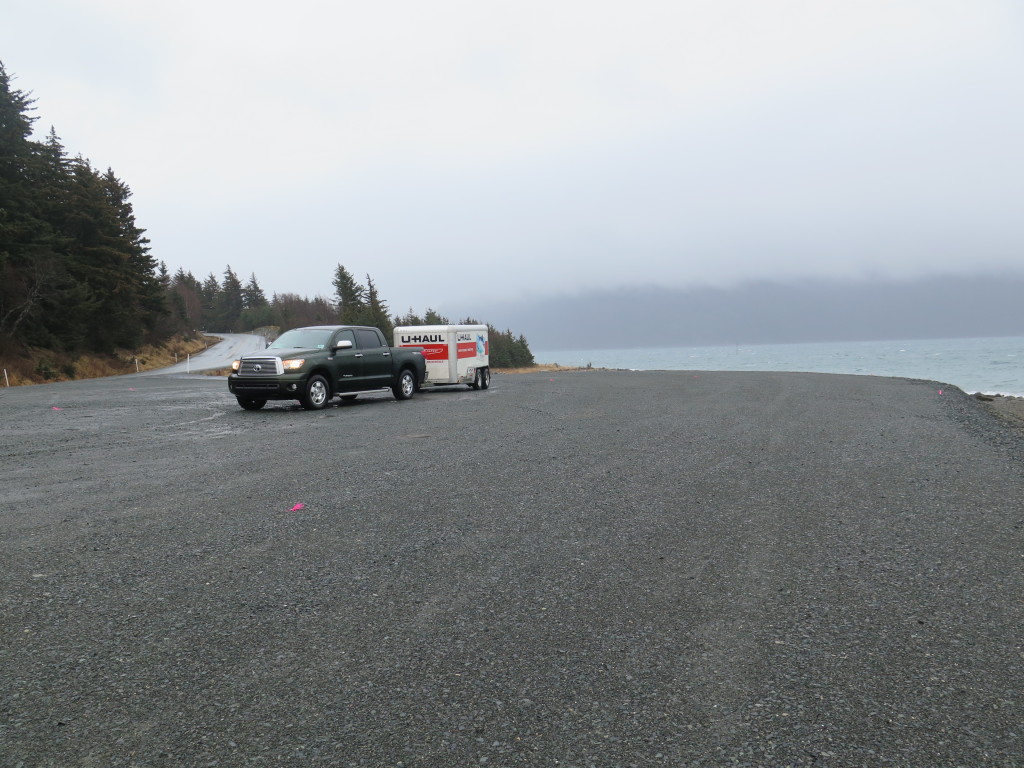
[467,273,1024,350]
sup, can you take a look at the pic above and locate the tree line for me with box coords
[1,64,164,354]
[0,62,533,367]
[166,263,534,368]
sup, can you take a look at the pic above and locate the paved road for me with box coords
[142,332,265,375]
[1,370,1022,766]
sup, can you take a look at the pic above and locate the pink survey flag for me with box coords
[290,503,305,512]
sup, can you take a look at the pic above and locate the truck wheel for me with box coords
[236,397,266,411]
[300,374,330,410]
[480,367,491,389]
[393,369,416,400]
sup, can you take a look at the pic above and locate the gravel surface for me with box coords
[1,370,1022,767]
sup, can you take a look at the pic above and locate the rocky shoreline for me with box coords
[973,392,1024,430]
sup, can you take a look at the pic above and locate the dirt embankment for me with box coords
[0,335,219,387]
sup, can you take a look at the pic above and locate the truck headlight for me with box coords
[282,359,305,370]
[231,360,241,371]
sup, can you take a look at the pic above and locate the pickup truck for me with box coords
[227,325,427,410]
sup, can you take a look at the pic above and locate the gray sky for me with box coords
[4,1,1023,318]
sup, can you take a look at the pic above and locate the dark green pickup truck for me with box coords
[228,325,427,410]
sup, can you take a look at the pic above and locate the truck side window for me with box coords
[355,329,383,349]
[333,330,356,348]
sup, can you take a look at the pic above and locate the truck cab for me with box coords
[228,325,427,410]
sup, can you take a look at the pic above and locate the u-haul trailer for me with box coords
[394,324,490,390]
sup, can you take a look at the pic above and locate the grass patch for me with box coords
[497,363,599,374]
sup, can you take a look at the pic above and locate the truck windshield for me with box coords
[268,328,333,350]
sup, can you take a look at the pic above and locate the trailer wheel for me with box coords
[300,374,330,410]
[470,370,481,390]
[480,367,490,389]
[341,394,358,402]
[236,397,266,410]
[393,369,417,400]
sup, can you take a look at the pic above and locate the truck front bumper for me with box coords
[228,373,307,400]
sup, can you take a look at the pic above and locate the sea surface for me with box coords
[534,335,1024,396]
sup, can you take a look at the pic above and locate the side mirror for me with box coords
[334,339,353,350]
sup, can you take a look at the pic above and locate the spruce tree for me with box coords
[332,264,365,325]
[1,63,167,353]
[242,273,268,309]
[0,63,62,348]
[424,308,449,325]
[101,168,164,339]
[393,308,424,327]
[217,265,244,331]
[170,268,203,333]
[200,273,220,329]
[363,275,393,337]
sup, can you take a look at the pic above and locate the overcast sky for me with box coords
[4,1,1023,319]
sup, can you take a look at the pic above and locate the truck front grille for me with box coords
[238,357,283,376]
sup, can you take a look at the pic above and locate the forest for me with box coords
[0,63,533,373]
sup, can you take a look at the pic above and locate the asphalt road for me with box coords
[1,370,1022,767]
[143,333,265,375]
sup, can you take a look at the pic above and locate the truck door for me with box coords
[355,328,392,387]
[328,329,360,391]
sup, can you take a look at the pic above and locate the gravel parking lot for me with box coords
[2,370,1022,766]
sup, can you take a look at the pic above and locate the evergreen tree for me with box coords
[169,268,203,333]
[0,64,63,348]
[272,293,335,329]
[393,308,423,326]
[424,308,448,325]
[1,63,167,354]
[60,158,152,351]
[332,264,365,324]
[393,307,449,327]
[363,275,392,337]
[157,261,170,289]
[200,272,220,329]
[0,62,35,147]
[239,272,273,330]
[100,168,164,342]
[484,326,535,368]
[242,273,268,309]
[217,265,244,331]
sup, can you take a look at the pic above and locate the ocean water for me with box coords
[534,335,1024,396]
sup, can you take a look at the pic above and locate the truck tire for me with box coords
[393,368,416,400]
[480,367,491,389]
[236,397,267,411]
[300,374,330,410]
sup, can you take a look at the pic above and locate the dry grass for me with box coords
[0,335,219,387]
[496,363,600,374]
